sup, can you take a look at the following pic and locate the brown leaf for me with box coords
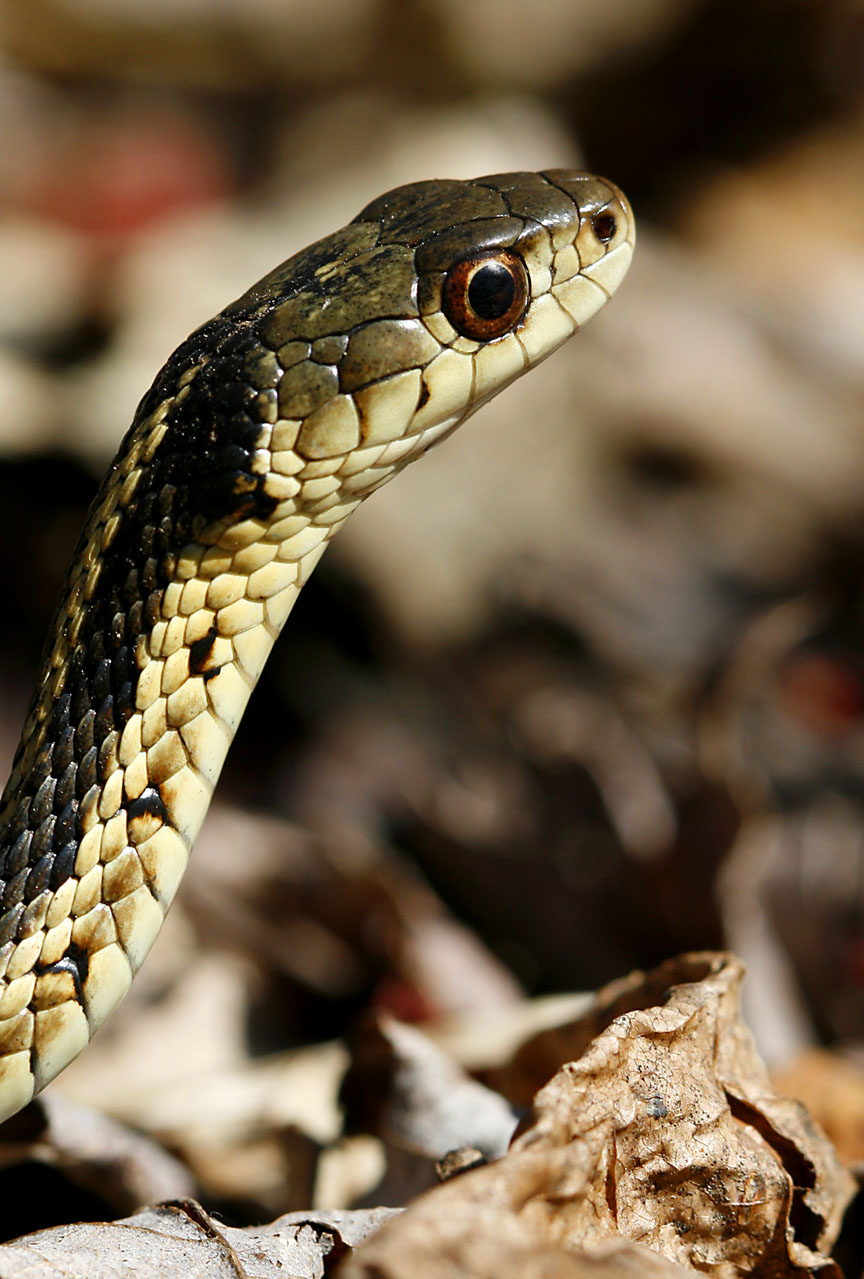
[338,1150,699,1278]
[511,952,852,1274]
[341,952,853,1278]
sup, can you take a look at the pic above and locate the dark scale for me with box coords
[126,788,167,823]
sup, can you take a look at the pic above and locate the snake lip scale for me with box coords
[0,169,634,1123]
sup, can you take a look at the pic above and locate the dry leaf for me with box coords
[342,953,853,1278]
[342,1014,518,1160]
[0,1200,399,1279]
[512,952,852,1274]
[338,1145,700,1278]
[338,1014,519,1209]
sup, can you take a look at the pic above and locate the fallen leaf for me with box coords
[342,953,853,1278]
[342,1014,518,1160]
[0,1200,399,1279]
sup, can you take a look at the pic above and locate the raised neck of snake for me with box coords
[0,169,634,1122]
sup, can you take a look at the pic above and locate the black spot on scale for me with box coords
[35,943,91,1004]
[189,625,219,676]
[126,787,166,822]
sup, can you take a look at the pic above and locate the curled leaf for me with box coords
[342,953,853,1278]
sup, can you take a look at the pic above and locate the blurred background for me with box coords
[1,0,864,1228]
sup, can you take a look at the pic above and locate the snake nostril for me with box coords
[591,212,617,243]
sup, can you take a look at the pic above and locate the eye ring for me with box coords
[441,249,529,341]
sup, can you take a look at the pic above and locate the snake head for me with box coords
[129,171,633,541]
[126,171,634,546]
[228,169,635,519]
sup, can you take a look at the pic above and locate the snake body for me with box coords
[0,169,633,1122]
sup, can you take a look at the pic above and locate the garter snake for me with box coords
[0,169,634,1122]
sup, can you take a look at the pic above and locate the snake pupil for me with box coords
[467,262,516,320]
[591,212,617,243]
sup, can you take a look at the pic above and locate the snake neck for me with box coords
[0,323,359,1113]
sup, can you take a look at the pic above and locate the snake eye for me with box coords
[441,250,529,341]
[591,212,617,243]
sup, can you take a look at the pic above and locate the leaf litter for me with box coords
[0,952,855,1277]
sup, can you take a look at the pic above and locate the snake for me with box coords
[0,168,633,1124]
